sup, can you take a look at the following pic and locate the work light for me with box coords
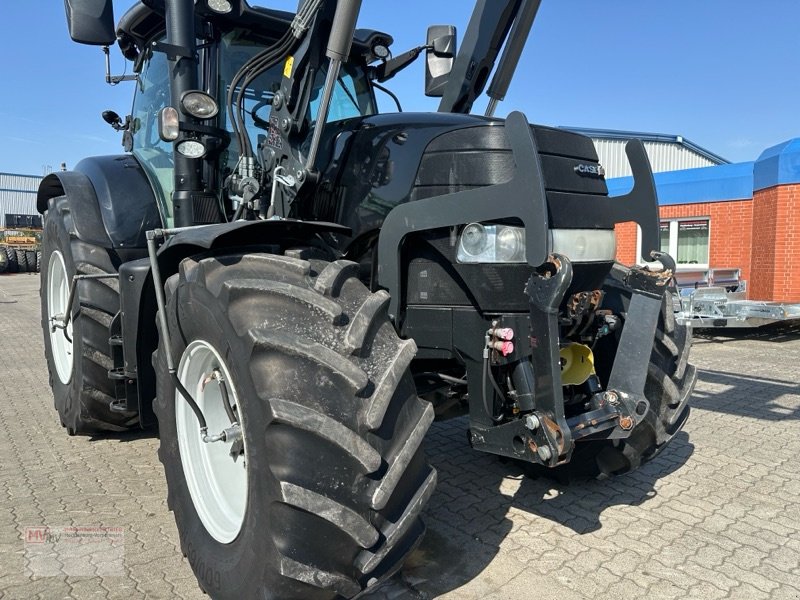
[207,0,233,14]
[180,91,219,119]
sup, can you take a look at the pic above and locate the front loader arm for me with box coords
[260,0,363,216]
[438,0,522,114]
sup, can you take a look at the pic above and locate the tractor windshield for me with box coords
[129,28,376,224]
[218,30,376,171]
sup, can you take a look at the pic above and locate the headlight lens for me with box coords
[460,223,489,257]
[496,227,524,262]
[456,224,617,264]
[457,224,526,264]
[549,229,617,262]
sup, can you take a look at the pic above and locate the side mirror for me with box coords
[64,0,116,46]
[425,25,456,97]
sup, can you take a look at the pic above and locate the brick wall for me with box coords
[614,199,753,283]
[614,221,638,264]
[750,184,800,302]
[609,138,800,303]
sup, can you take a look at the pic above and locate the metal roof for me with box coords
[0,172,41,193]
[561,127,729,165]
[0,173,41,228]
[560,127,729,179]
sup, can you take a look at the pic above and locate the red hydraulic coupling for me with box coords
[486,325,515,356]
[491,327,514,341]
[488,339,514,356]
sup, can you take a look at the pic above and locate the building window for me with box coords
[659,218,709,267]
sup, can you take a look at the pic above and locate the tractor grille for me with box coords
[409,123,609,213]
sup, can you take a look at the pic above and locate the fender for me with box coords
[156,219,351,271]
[37,155,162,249]
[119,219,352,427]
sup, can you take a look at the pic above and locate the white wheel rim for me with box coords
[47,251,74,384]
[176,340,248,544]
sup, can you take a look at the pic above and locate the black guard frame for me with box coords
[376,111,666,464]
[376,111,662,322]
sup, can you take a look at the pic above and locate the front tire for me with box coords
[155,252,435,599]
[568,263,696,477]
[40,196,138,434]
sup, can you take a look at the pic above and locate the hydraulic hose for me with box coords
[482,352,506,423]
[146,231,207,432]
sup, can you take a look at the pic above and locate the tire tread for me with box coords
[153,251,434,599]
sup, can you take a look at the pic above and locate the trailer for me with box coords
[677,287,800,328]
[673,268,800,328]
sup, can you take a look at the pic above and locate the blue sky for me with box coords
[1,1,799,176]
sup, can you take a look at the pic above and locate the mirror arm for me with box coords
[103,46,137,86]
[370,45,427,83]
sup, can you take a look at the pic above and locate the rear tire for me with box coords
[155,252,435,599]
[566,263,696,477]
[7,248,18,273]
[17,249,28,273]
[40,196,138,434]
[0,249,7,274]
[25,250,37,273]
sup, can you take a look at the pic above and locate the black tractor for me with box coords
[39,0,695,597]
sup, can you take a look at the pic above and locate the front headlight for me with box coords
[549,229,617,263]
[456,224,617,264]
[457,224,526,264]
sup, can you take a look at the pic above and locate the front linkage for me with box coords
[469,253,676,468]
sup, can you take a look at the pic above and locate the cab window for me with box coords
[130,45,174,223]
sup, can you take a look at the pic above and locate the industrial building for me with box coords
[0,173,42,229]
[563,127,728,179]
[563,127,800,304]
[607,137,800,303]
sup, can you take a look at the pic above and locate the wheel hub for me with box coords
[176,340,248,544]
[47,251,74,384]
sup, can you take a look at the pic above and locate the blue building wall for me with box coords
[606,138,800,203]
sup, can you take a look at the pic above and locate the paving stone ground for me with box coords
[1,272,799,599]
